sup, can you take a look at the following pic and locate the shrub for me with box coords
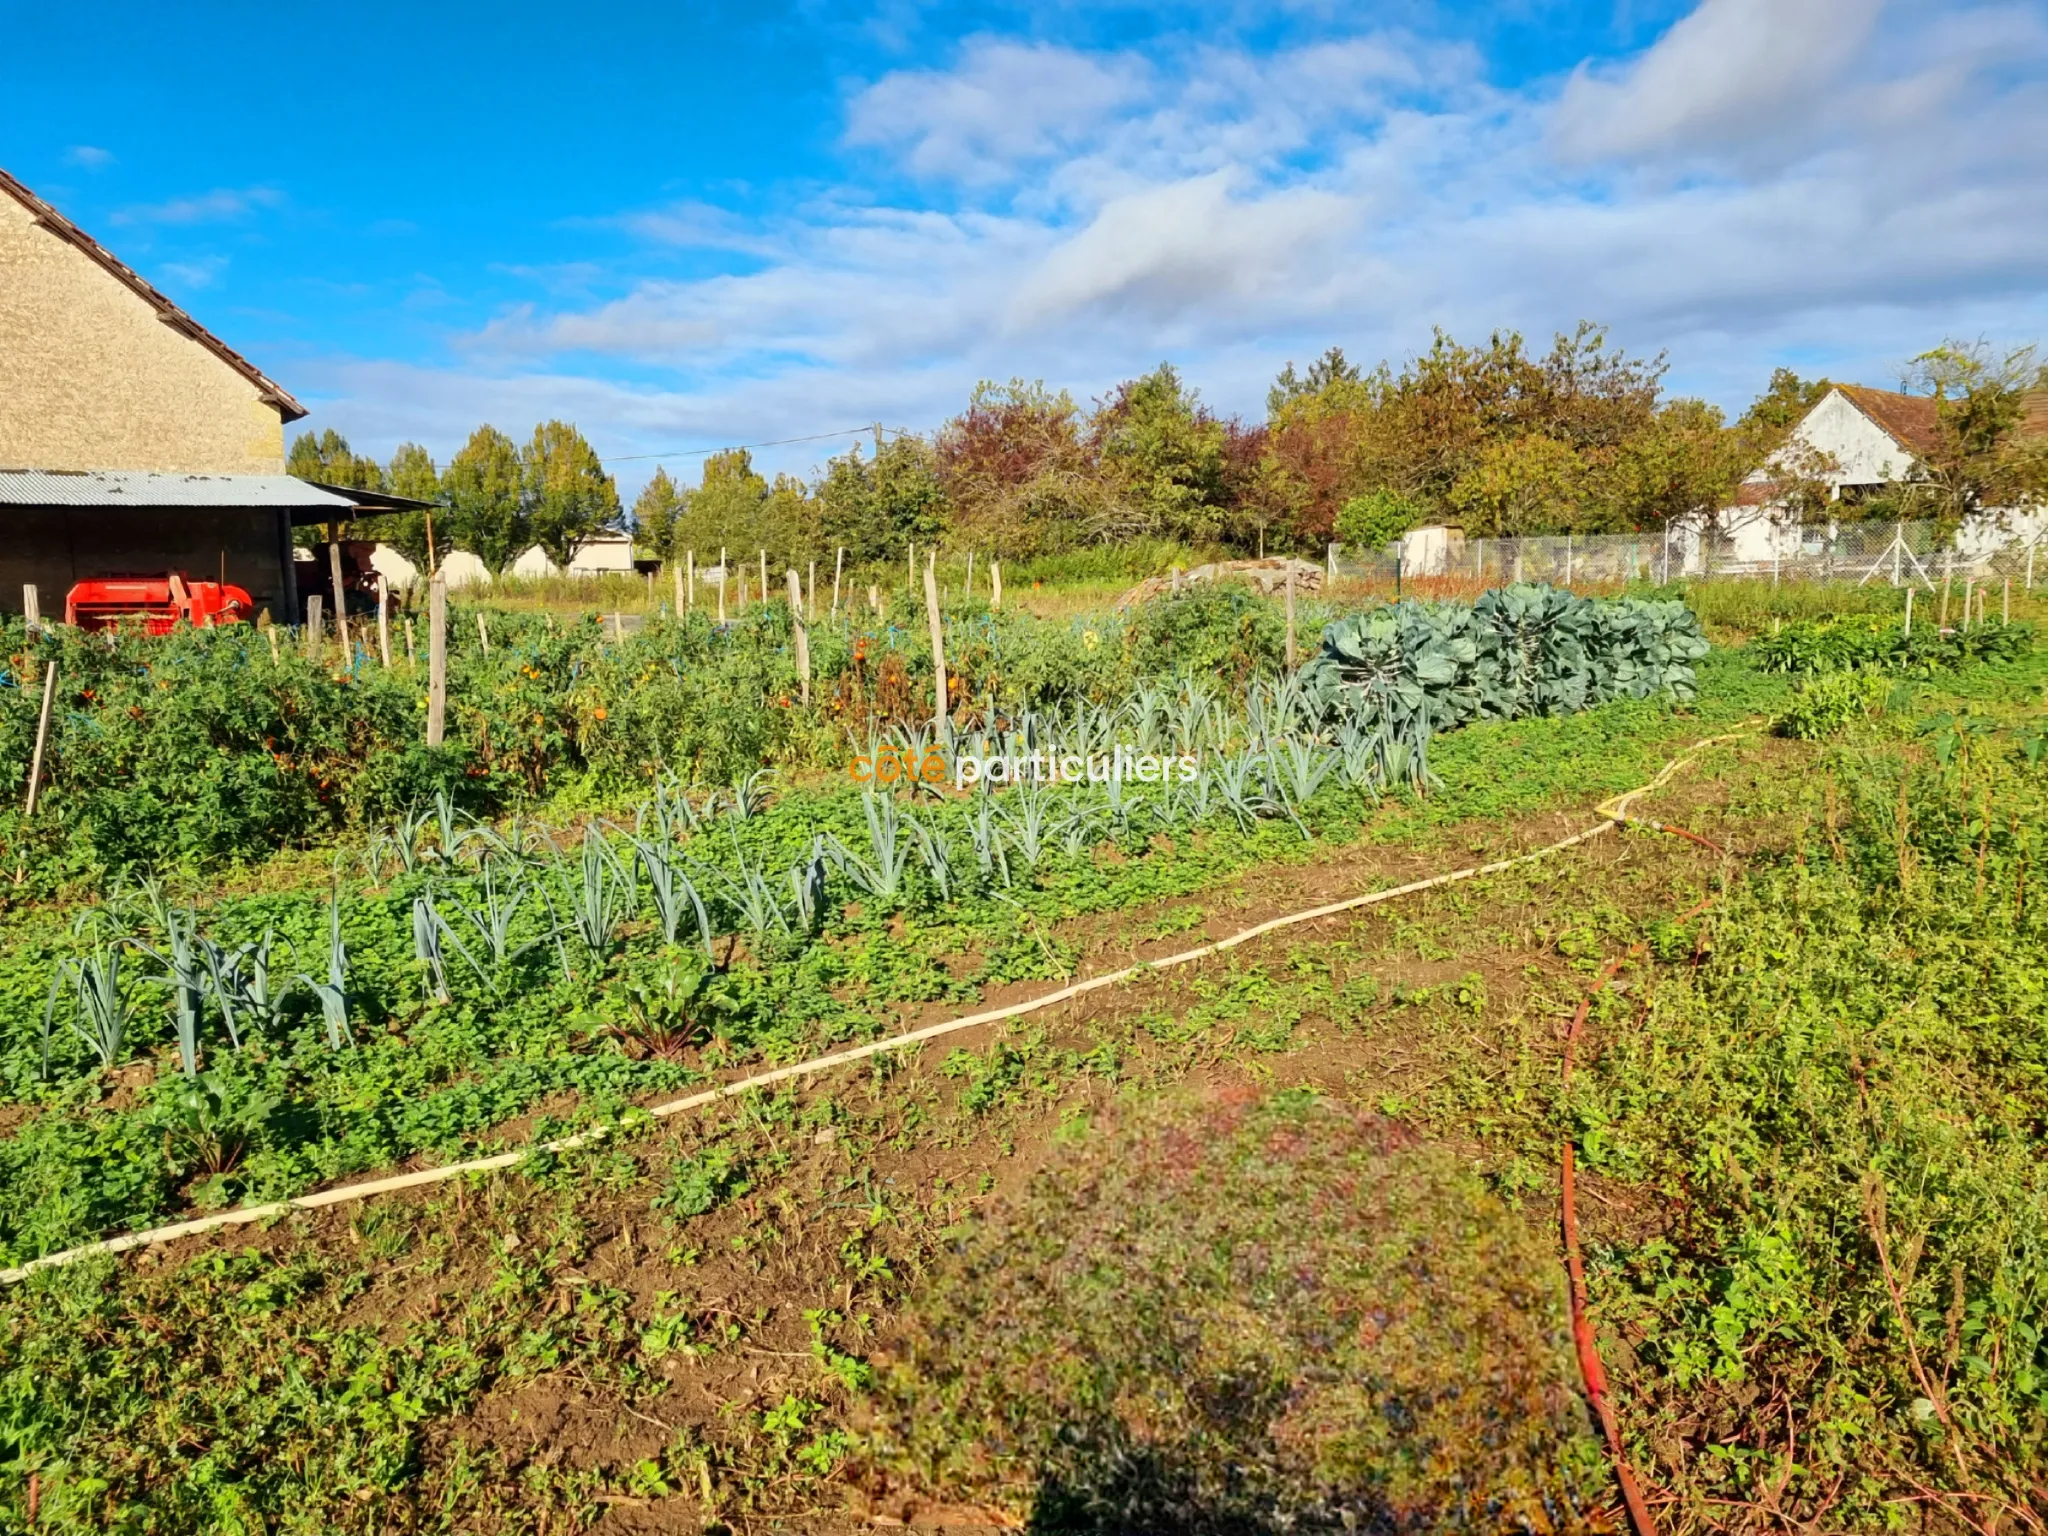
[1335,488,1422,552]
[1773,670,1895,740]
[1750,614,2036,676]
[870,1090,1602,1532]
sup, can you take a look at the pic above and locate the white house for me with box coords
[1713,383,2047,567]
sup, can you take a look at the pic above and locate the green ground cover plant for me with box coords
[0,579,2039,1535]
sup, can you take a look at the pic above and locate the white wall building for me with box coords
[1712,383,2046,568]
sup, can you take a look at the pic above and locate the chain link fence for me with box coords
[1330,518,2048,592]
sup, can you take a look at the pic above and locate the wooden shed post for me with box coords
[20,586,39,684]
[328,541,350,663]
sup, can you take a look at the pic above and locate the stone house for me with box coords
[0,167,392,622]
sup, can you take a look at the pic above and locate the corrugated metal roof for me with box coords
[0,469,357,508]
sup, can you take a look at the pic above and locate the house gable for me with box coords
[0,171,303,476]
[1755,386,1922,492]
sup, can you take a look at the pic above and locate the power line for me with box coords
[607,425,916,464]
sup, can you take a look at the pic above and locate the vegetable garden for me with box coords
[0,572,2042,1535]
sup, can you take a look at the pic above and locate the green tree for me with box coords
[287,428,385,492]
[1599,398,1749,530]
[1446,434,1588,538]
[1896,342,2048,531]
[631,466,685,559]
[1092,364,1230,543]
[286,429,385,545]
[1267,346,1364,418]
[816,437,947,566]
[382,442,441,569]
[441,426,528,573]
[1335,488,1423,550]
[523,420,622,570]
[674,449,771,566]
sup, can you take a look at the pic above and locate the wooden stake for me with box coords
[1285,565,1298,670]
[787,569,811,706]
[1903,587,1914,638]
[427,577,447,748]
[964,550,975,602]
[868,582,879,617]
[1941,556,1952,626]
[267,625,281,663]
[376,574,392,667]
[990,559,1002,611]
[758,548,767,603]
[687,550,696,611]
[476,611,491,654]
[831,547,844,617]
[673,558,685,615]
[21,585,39,684]
[613,611,625,642]
[717,555,727,623]
[403,617,416,664]
[1962,578,1973,633]
[23,661,58,817]
[304,595,323,658]
[328,541,350,661]
[923,555,947,730]
[2003,578,2011,625]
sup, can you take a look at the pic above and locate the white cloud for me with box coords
[1551,0,1885,161]
[64,145,114,170]
[112,186,285,226]
[1008,172,1360,331]
[845,40,1151,183]
[156,256,229,290]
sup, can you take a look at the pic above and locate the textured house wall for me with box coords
[0,508,296,621]
[1781,391,1919,489]
[0,194,287,474]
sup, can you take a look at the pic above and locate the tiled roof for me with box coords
[1835,385,1940,457]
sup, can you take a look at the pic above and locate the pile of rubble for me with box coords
[1112,557,1324,611]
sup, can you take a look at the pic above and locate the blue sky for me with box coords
[5,0,2046,493]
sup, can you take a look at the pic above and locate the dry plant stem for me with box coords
[1,731,1756,1286]
[1863,1174,1974,1482]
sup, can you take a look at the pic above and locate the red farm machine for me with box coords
[65,573,255,634]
